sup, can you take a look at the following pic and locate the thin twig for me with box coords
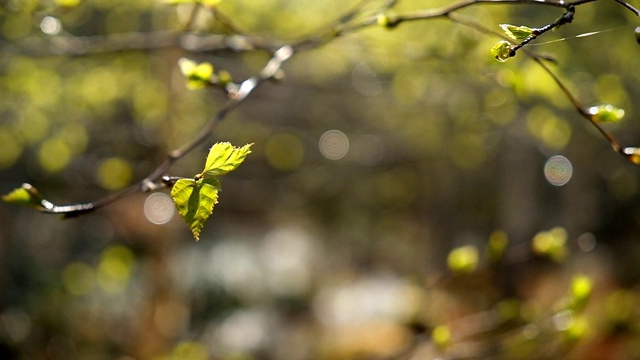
[40,45,293,218]
[16,0,640,217]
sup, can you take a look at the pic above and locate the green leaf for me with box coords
[491,41,513,62]
[178,58,214,90]
[171,177,220,240]
[500,24,535,40]
[623,147,640,165]
[588,104,625,123]
[200,142,252,178]
[2,183,44,208]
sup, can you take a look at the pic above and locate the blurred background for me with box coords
[1,0,640,359]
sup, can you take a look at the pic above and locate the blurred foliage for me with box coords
[1,0,640,359]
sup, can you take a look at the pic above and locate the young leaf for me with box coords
[3,183,44,208]
[178,58,214,90]
[588,104,625,123]
[623,147,640,165]
[200,142,253,178]
[171,177,220,240]
[500,24,535,40]
[491,41,513,62]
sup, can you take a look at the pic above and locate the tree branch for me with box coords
[37,45,293,218]
[10,0,640,218]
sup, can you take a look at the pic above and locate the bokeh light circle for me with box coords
[544,155,573,186]
[144,193,175,225]
[40,16,62,35]
[319,130,349,160]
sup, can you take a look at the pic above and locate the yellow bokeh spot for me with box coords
[0,130,23,170]
[449,133,486,169]
[488,230,509,262]
[80,67,119,106]
[564,315,588,342]
[97,157,133,190]
[39,138,72,173]
[432,325,451,348]
[373,169,418,207]
[516,63,565,107]
[17,109,50,144]
[133,81,168,125]
[596,73,628,107]
[607,168,637,201]
[527,106,571,150]
[171,341,209,360]
[106,7,141,34]
[62,262,95,296]
[201,0,222,8]
[58,123,89,155]
[2,14,32,40]
[605,290,636,323]
[532,227,568,262]
[265,132,304,171]
[55,0,81,7]
[98,245,135,293]
[447,245,479,274]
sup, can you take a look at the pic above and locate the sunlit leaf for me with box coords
[623,147,640,165]
[170,177,220,240]
[178,58,214,90]
[500,24,535,40]
[2,183,44,208]
[588,104,625,123]
[491,41,513,62]
[201,142,252,178]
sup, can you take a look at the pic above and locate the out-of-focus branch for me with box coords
[3,31,273,56]
[12,0,640,217]
[36,45,293,218]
